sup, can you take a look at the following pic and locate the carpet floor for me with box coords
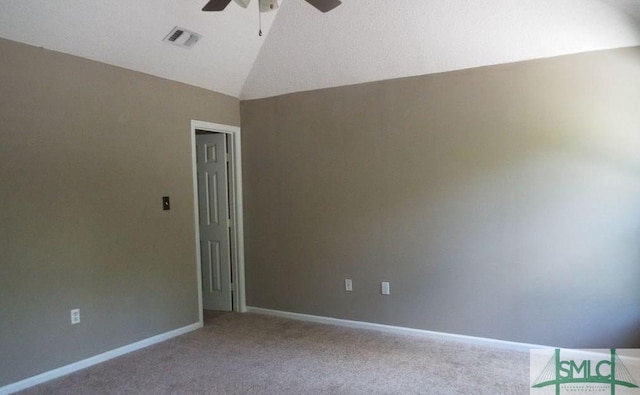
[18,312,530,394]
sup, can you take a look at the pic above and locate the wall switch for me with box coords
[381,282,390,295]
[345,279,353,292]
[162,196,171,210]
[70,309,80,325]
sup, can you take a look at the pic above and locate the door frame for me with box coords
[190,120,246,324]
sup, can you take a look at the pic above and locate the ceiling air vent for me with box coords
[163,26,202,49]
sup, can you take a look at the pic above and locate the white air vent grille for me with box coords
[163,26,202,49]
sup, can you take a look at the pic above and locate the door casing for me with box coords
[190,120,246,325]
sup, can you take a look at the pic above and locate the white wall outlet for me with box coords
[381,282,390,295]
[345,279,353,292]
[70,309,80,325]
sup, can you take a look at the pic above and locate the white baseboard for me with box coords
[246,306,551,352]
[1,309,549,394]
[0,322,202,395]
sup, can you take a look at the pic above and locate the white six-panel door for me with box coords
[197,133,232,311]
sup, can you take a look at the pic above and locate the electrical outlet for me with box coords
[70,309,80,325]
[345,279,353,292]
[381,282,390,295]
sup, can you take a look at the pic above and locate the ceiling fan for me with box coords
[202,0,342,13]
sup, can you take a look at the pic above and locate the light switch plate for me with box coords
[381,282,390,295]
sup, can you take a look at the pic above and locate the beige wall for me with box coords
[0,38,239,386]
[2,35,640,388]
[241,46,640,348]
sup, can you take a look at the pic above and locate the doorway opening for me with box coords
[190,120,246,325]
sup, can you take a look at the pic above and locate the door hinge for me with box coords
[227,218,232,228]
[225,153,230,162]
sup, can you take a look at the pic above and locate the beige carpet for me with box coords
[19,312,530,394]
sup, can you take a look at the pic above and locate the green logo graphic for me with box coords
[532,349,638,395]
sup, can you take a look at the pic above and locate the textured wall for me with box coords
[241,46,640,348]
[0,38,239,386]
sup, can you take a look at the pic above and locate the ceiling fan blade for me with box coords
[303,0,341,13]
[202,0,232,11]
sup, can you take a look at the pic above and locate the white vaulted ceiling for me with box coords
[1,0,640,100]
[0,0,278,98]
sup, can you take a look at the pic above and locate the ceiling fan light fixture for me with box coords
[232,0,251,8]
[259,0,279,12]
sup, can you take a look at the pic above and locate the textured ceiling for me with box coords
[1,0,640,100]
[0,0,278,98]
[243,0,640,99]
